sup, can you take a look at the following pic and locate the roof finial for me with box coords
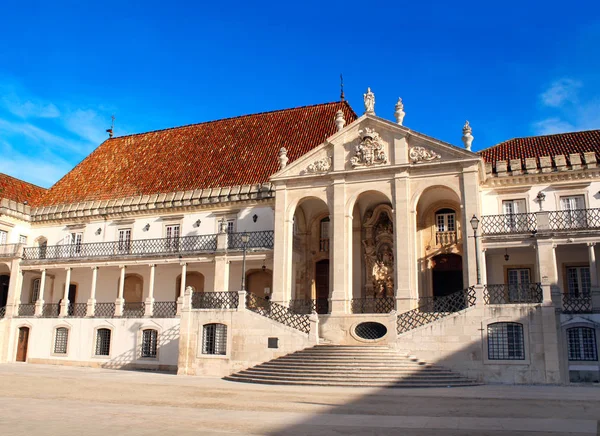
[106,115,115,139]
[462,120,474,151]
[394,98,405,125]
[340,74,345,101]
[278,147,289,170]
[335,110,346,132]
[364,87,375,115]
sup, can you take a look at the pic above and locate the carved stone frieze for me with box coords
[409,146,441,164]
[306,155,332,173]
[351,128,388,168]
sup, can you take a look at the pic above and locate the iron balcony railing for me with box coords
[0,306,6,318]
[0,243,20,258]
[94,302,116,318]
[561,292,593,314]
[548,208,600,230]
[122,302,145,318]
[67,303,88,317]
[152,301,177,318]
[191,291,239,309]
[483,283,543,304]
[481,213,537,235]
[22,234,219,261]
[41,303,60,318]
[17,303,35,317]
[246,292,310,334]
[227,231,274,250]
[351,297,395,314]
[289,298,329,314]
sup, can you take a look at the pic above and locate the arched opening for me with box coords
[246,269,272,298]
[16,326,30,362]
[122,274,144,303]
[290,197,330,306]
[314,260,329,314]
[350,191,394,305]
[0,274,9,308]
[176,272,205,299]
[431,253,463,298]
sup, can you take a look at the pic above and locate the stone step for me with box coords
[259,361,434,369]
[224,375,479,388]
[251,365,455,374]
[241,370,468,379]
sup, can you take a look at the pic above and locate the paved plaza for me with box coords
[0,364,598,435]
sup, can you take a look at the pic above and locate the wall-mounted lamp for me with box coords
[504,248,510,262]
[253,214,258,223]
[194,219,201,228]
[143,223,150,231]
[536,191,546,211]
[95,228,102,235]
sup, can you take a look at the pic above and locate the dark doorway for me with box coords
[67,284,77,316]
[432,254,463,298]
[0,275,9,308]
[315,260,329,314]
[16,327,30,362]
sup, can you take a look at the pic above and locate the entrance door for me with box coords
[432,254,464,299]
[315,260,329,314]
[67,284,77,316]
[0,275,9,308]
[16,327,30,362]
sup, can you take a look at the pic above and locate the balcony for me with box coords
[0,243,21,259]
[435,231,457,246]
[227,231,274,250]
[483,283,543,304]
[481,208,600,236]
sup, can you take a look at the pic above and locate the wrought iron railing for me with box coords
[246,293,310,334]
[0,243,20,258]
[0,306,5,318]
[435,231,457,246]
[561,293,593,313]
[548,208,600,230]
[351,297,395,314]
[94,302,116,318]
[17,303,35,317]
[191,291,239,309]
[22,234,218,261]
[319,238,329,252]
[67,303,88,317]
[481,213,537,235]
[227,231,274,250]
[122,302,145,318]
[41,303,60,318]
[483,283,543,304]
[397,287,476,334]
[288,298,329,314]
[152,301,177,318]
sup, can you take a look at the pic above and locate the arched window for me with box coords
[95,328,111,356]
[487,322,525,360]
[54,327,69,354]
[567,327,598,361]
[141,329,158,358]
[202,323,227,355]
[319,217,330,252]
[31,278,41,303]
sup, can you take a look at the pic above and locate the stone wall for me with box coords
[396,304,561,384]
[178,308,315,377]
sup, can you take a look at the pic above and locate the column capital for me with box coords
[180,262,187,267]
[64,267,71,271]
[148,263,156,268]
[587,242,597,247]
[119,264,126,269]
[90,266,98,270]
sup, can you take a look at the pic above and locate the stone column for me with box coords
[34,269,46,317]
[330,180,349,314]
[214,256,230,293]
[59,267,71,317]
[460,167,481,288]
[588,243,600,311]
[393,172,414,312]
[480,248,488,285]
[176,263,187,315]
[87,266,98,317]
[145,264,155,317]
[535,241,558,305]
[237,290,247,310]
[4,258,23,318]
[115,265,126,317]
[271,185,292,305]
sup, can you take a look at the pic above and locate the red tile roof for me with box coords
[0,173,46,205]
[479,129,600,171]
[36,101,357,207]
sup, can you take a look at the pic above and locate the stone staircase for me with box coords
[224,345,479,387]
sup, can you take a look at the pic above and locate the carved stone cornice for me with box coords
[306,156,332,173]
[482,168,600,188]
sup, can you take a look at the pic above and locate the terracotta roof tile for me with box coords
[479,129,600,171]
[0,173,46,205]
[37,101,357,207]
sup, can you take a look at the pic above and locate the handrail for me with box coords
[227,231,274,250]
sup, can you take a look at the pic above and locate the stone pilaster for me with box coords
[330,179,349,314]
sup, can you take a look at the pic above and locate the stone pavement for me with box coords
[0,363,598,435]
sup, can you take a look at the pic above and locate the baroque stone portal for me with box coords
[362,205,394,297]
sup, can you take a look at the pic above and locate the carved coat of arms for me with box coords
[351,128,388,168]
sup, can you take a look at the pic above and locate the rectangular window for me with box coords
[502,199,527,231]
[487,322,525,360]
[165,224,180,251]
[141,329,158,358]
[435,213,455,232]
[54,328,69,354]
[118,228,132,253]
[566,266,591,296]
[0,230,7,245]
[95,329,111,356]
[568,328,598,361]
[560,195,586,228]
[202,324,227,355]
[227,220,235,234]
[507,268,530,302]
[31,278,41,303]
[19,235,27,245]
[65,232,83,256]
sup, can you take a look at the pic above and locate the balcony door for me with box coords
[432,254,463,299]
[560,195,586,228]
[0,275,9,307]
[507,268,530,302]
[16,327,30,362]
[315,260,329,314]
[566,266,591,297]
[502,199,527,232]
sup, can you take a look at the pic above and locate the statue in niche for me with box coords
[362,207,395,298]
[373,245,394,297]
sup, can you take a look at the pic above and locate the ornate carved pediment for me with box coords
[351,128,388,168]
[409,146,441,163]
[305,155,332,174]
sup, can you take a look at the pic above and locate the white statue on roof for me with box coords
[462,120,474,151]
[364,87,375,115]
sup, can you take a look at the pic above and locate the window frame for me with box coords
[0,230,7,245]
[140,329,159,359]
[435,210,456,233]
[31,278,41,303]
[53,327,69,355]
[567,327,598,362]
[94,328,112,357]
[201,323,228,356]
[565,265,591,297]
[484,321,528,363]
[118,228,132,253]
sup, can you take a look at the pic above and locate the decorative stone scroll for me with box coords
[408,146,441,164]
[306,155,332,173]
[351,128,388,168]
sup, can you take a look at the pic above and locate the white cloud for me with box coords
[2,95,60,118]
[63,109,109,144]
[540,78,582,108]
[532,118,575,135]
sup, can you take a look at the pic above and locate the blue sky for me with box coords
[0,0,598,187]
